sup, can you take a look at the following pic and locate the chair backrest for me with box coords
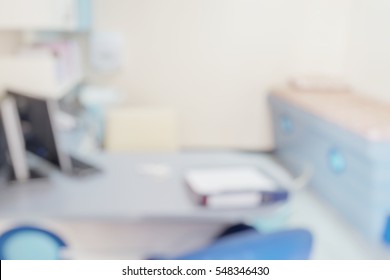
[0,226,66,260]
[175,229,313,260]
[105,107,180,152]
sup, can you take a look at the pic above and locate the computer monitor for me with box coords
[9,91,72,172]
[0,96,31,182]
[0,118,7,170]
[8,90,100,176]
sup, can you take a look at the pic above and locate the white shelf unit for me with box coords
[0,54,83,99]
[0,0,92,31]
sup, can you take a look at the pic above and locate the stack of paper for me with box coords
[185,167,288,209]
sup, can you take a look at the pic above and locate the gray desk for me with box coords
[0,151,389,259]
[0,151,289,259]
[0,151,284,221]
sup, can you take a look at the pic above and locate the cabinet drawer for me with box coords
[269,96,312,151]
[301,130,390,204]
[269,92,390,243]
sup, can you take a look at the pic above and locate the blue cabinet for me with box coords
[269,88,390,244]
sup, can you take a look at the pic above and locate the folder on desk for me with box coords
[185,167,289,209]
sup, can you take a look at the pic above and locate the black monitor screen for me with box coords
[10,92,61,168]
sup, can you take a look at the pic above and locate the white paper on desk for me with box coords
[185,167,277,195]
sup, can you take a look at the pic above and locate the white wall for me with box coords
[90,0,351,150]
[289,0,351,77]
[0,1,353,150]
[346,0,390,101]
[2,1,389,148]
[0,31,19,54]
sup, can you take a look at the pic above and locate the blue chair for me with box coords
[0,225,313,260]
[175,229,313,260]
[0,226,67,260]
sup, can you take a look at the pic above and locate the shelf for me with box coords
[0,0,92,32]
[0,53,84,100]
[5,77,83,100]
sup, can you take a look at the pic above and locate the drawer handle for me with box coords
[328,148,346,174]
[280,115,294,133]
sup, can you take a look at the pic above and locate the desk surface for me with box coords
[0,151,389,259]
[0,151,286,221]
